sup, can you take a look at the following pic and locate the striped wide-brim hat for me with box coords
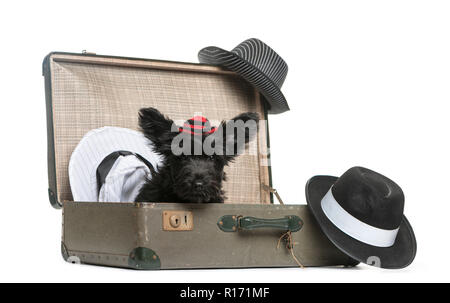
[198,38,289,114]
[179,116,217,135]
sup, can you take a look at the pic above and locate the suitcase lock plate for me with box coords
[163,211,194,231]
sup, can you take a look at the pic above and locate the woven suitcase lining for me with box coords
[50,55,270,204]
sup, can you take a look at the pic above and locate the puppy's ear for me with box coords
[139,107,177,154]
[219,112,259,161]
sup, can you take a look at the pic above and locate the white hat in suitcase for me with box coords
[69,126,162,202]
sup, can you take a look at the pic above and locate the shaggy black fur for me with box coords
[135,107,259,203]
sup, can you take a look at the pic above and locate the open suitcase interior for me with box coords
[44,52,357,269]
[45,53,272,206]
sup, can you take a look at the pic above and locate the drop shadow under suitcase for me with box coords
[43,52,357,269]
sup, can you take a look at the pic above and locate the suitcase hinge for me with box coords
[81,50,97,55]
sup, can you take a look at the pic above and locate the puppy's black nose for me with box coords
[194,181,203,188]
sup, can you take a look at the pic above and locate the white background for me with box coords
[0,0,449,282]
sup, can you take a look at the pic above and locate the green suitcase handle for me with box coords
[217,215,303,232]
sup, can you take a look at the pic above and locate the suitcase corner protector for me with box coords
[61,241,81,265]
[128,247,161,270]
[49,188,62,209]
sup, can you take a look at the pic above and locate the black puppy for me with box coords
[135,107,259,203]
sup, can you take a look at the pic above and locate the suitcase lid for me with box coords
[43,52,272,208]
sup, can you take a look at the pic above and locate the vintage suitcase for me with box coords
[43,52,357,269]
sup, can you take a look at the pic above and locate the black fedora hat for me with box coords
[306,167,417,269]
[198,38,289,114]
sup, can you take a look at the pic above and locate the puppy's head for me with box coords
[139,107,259,203]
